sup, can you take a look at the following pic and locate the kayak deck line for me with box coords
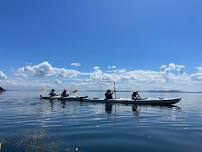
[40,95,181,106]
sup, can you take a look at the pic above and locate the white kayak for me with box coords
[59,96,88,101]
[40,95,88,101]
[40,95,61,100]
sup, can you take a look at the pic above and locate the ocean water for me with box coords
[0,91,202,152]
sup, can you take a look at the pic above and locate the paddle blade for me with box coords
[72,89,78,94]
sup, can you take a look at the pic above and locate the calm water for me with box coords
[0,91,202,152]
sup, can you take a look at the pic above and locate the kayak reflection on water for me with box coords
[105,103,112,113]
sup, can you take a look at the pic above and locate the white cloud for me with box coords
[70,63,81,67]
[0,70,7,79]
[108,65,116,69]
[191,66,202,81]
[94,66,100,70]
[197,67,202,73]
[120,70,165,83]
[15,61,80,78]
[160,63,185,74]
[191,73,202,81]
[90,68,120,82]
[54,68,80,78]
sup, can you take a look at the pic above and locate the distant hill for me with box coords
[0,87,6,92]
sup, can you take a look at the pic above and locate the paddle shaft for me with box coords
[69,89,78,96]
[114,81,116,99]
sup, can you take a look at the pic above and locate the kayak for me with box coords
[40,95,61,100]
[81,97,181,106]
[59,96,88,101]
[40,95,88,101]
[39,95,181,105]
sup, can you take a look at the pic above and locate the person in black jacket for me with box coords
[105,90,113,100]
[49,89,57,97]
[61,89,69,97]
[132,91,141,100]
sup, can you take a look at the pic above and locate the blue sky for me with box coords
[0,0,202,90]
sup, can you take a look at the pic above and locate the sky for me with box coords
[0,0,202,91]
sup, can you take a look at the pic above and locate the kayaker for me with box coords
[105,89,113,100]
[49,89,57,97]
[132,91,141,100]
[61,89,69,97]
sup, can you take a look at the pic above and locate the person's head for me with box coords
[63,89,67,92]
[107,89,111,93]
[51,89,55,92]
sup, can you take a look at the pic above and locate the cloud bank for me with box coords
[1,62,202,91]
[89,63,189,84]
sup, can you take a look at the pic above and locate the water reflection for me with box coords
[45,99,181,118]
[61,101,66,109]
[0,91,5,95]
[49,100,55,110]
[132,104,141,117]
[156,105,181,111]
[105,103,112,113]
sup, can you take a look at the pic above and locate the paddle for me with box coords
[114,81,116,99]
[69,89,78,96]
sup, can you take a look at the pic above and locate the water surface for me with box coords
[0,91,202,152]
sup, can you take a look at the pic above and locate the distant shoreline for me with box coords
[87,90,202,93]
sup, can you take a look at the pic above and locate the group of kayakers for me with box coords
[48,89,141,100]
[104,89,141,100]
[49,89,69,97]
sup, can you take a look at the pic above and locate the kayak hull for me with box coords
[59,96,88,101]
[40,95,61,100]
[82,98,181,106]
[40,95,88,101]
[40,95,181,105]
